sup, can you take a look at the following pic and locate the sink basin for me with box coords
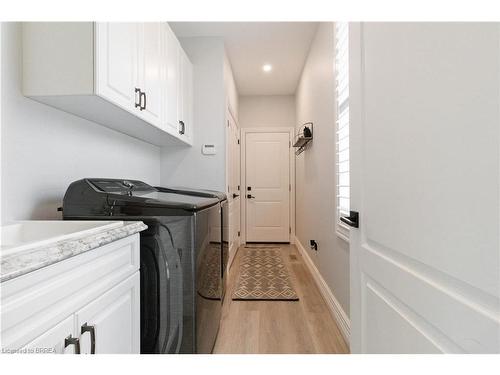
[1,220,124,257]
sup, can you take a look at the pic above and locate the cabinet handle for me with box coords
[81,323,96,354]
[64,335,81,354]
[134,88,141,109]
[140,91,147,111]
[179,120,185,135]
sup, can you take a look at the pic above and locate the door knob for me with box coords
[247,194,255,199]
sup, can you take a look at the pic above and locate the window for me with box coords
[335,22,350,241]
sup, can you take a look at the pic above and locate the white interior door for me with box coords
[227,114,241,256]
[245,132,290,242]
[349,23,500,353]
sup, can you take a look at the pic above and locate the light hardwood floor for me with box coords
[213,244,349,354]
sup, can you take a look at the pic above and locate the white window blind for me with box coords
[335,22,350,236]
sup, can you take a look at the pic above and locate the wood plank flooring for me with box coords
[213,244,349,354]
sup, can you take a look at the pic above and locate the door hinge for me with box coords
[289,227,291,234]
[238,231,240,237]
[237,185,240,191]
[237,139,240,145]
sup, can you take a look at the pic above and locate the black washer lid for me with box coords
[155,186,227,202]
[87,178,219,211]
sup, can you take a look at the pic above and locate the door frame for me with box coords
[240,127,295,245]
[225,109,241,271]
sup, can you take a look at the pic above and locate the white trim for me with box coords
[295,236,351,345]
[334,22,351,245]
[240,127,295,245]
[336,223,350,244]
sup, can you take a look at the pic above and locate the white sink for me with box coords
[1,220,124,257]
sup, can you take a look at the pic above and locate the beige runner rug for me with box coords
[232,247,299,301]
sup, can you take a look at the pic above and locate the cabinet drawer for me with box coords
[1,234,140,350]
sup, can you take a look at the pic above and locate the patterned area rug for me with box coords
[232,247,299,301]
[197,243,221,300]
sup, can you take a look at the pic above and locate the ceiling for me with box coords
[169,22,319,96]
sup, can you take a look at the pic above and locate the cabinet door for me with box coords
[95,23,139,113]
[136,22,163,127]
[22,315,76,354]
[75,272,140,354]
[179,49,194,144]
[164,24,181,135]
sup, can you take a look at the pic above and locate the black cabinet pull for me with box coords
[140,91,146,111]
[247,194,255,199]
[340,210,359,228]
[64,335,81,354]
[134,88,141,109]
[232,193,239,198]
[179,120,185,135]
[81,323,96,354]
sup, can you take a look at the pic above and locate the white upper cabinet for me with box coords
[22,22,193,147]
[136,23,164,127]
[163,24,194,144]
[179,48,194,143]
[95,23,138,113]
[164,24,181,135]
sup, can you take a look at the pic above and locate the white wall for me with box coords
[238,95,295,128]
[1,23,161,223]
[295,22,350,316]
[160,37,227,191]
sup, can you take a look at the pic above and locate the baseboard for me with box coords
[294,237,351,345]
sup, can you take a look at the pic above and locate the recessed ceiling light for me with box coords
[262,64,273,72]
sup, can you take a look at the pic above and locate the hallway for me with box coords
[214,244,349,354]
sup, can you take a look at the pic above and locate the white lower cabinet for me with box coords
[22,315,76,354]
[1,235,141,354]
[76,273,140,354]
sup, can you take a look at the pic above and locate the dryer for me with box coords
[62,178,226,354]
